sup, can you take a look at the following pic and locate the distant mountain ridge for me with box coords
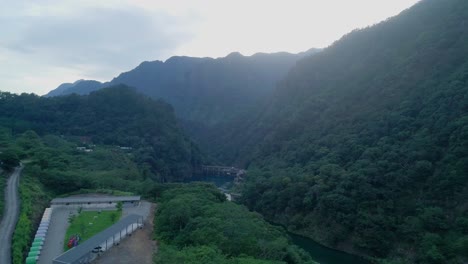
[46,79,102,97]
[46,49,320,127]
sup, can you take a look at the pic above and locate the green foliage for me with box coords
[7,130,145,263]
[116,201,123,212]
[23,135,147,195]
[0,171,5,219]
[11,171,50,264]
[0,126,12,217]
[454,236,468,257]
[56,188,135,197]
[0,148,20,171]
[211,0,468,263]
[0,85,203,181]
[154,184,316,264]
[154,244,285,264]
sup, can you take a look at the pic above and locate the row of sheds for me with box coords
[26,208,52,264]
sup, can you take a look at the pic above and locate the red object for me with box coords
[67,236,76,248]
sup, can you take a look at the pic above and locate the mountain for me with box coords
[45,81,77,97]
[46,50,319,127]
[45,79,102,97]
[0,86,203,181]
[212,0,468,263]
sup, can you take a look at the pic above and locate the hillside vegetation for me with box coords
[0,85,202,181]
[1,122,318,264]
[0,129,145,263]
[1,129,319,264]
[153,184,316,264]
[211,0,468,263]
[45,51,320,160]
[0,171,5,219]
[46,51,317,127]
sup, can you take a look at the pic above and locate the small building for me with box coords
[52,214,143,264]
[76,147,93,153]
[118,146,133,151]
[51,196,141,209]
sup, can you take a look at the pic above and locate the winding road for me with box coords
[0,165,23,264]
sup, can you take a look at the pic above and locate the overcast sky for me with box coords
[0,0,420,95]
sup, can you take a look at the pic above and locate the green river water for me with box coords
[289,232,371,264]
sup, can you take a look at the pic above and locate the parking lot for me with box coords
[37,197,152,264]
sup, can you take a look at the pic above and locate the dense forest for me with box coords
[45,50,319,156]
[206,0,468,263]
[152,184,315,264]
[0,86,202,181]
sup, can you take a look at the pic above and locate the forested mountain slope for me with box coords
[46,50,318,127]
[224,0,468,263]
[0,86,202,181]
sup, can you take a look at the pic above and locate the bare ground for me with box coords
[93,203,157,264]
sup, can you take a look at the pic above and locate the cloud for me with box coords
[0,2,193,94]
[0,0,419,95]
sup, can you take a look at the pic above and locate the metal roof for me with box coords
[53,214,142,264]
[51,196,141,204]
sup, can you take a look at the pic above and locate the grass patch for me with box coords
[64,210,122,251]
[57,188,135,198]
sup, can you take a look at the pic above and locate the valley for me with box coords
[1,0,468,263]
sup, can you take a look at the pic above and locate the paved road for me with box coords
[0,165,23,264]
[38,207,73,264]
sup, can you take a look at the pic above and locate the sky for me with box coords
[0,0,420,95]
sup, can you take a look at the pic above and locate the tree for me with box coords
[110,212,117,223]
[154,184,315,264]
[0,149,20,171]
[116,201,123,212]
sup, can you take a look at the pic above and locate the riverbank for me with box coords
[289,232,371,264]
[262,219,371,264]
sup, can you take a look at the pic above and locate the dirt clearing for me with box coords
[93,203,157,264]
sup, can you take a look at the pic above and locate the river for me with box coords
[188,175,371,264]
[289,232,371,264]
